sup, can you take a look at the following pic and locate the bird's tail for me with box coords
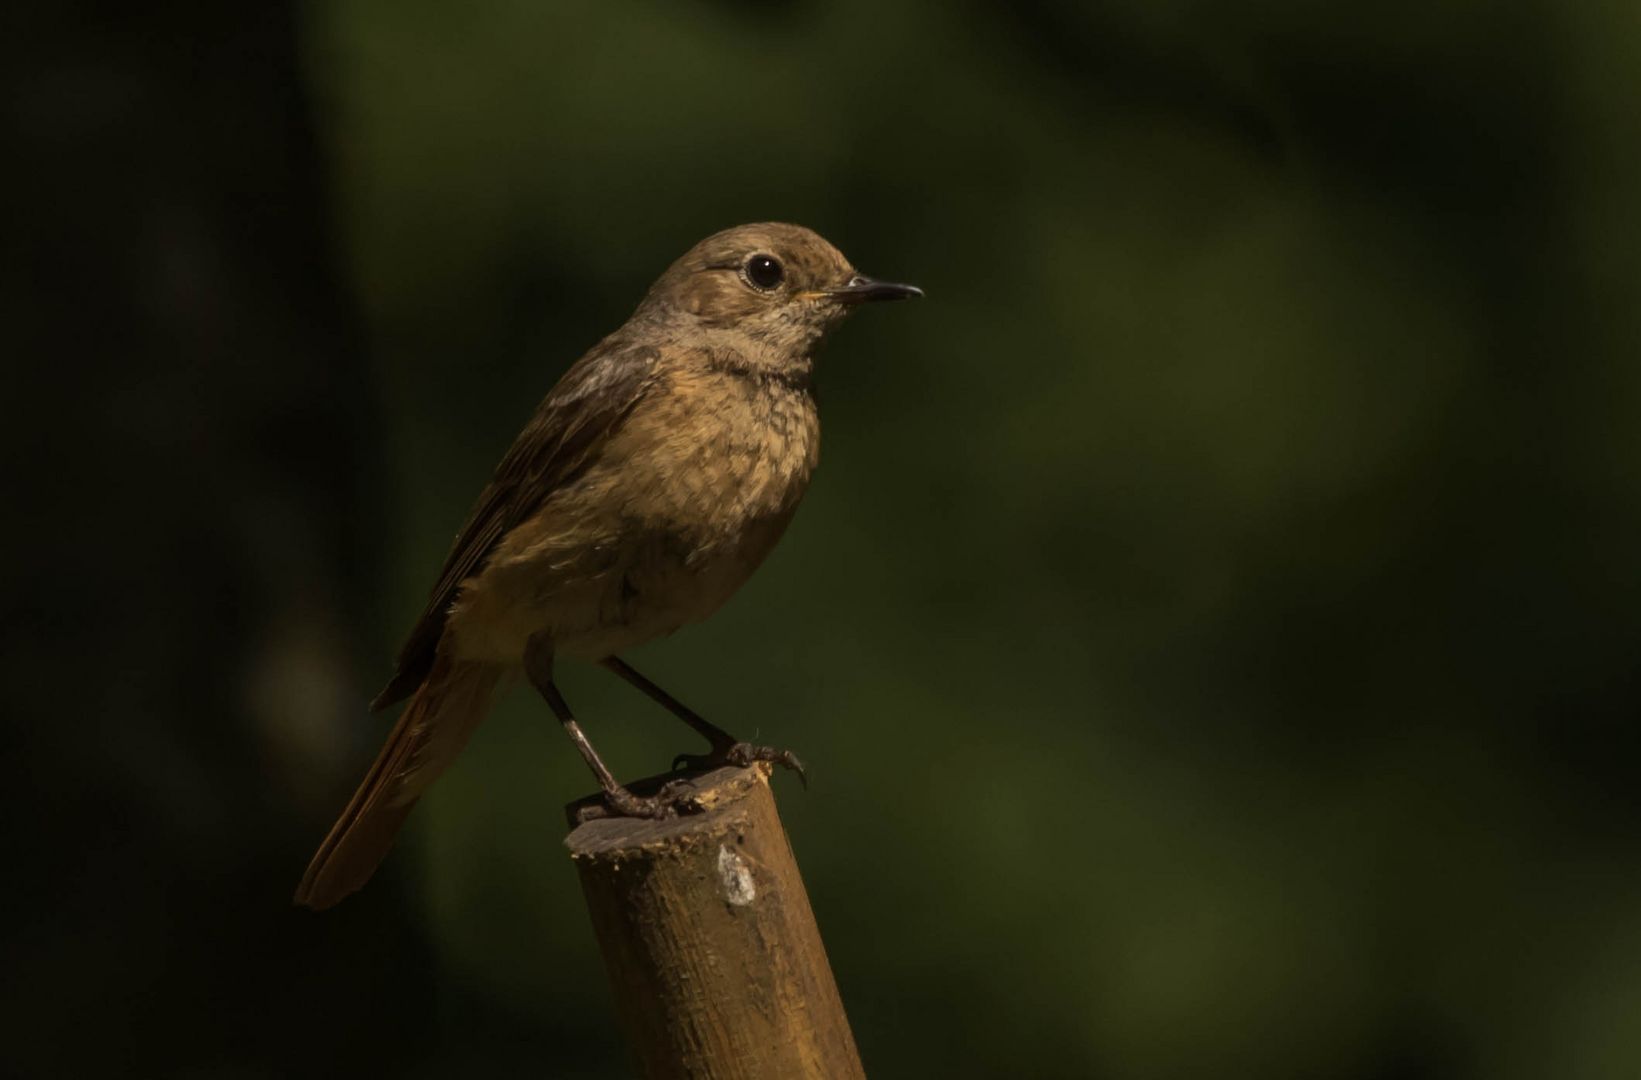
[295,653,503,909]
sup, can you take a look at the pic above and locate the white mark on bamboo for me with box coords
[717,844,756,906]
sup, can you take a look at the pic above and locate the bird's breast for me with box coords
[610,363,821,544]
[448,363,820,663]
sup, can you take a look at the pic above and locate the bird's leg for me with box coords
[525,635,697,821]
[599,656,807,787]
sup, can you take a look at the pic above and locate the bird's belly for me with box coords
[446,508,797,665]
[554,524,784,660]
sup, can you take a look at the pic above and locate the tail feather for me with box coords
[295,654,502,909]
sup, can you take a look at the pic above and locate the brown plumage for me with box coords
[296,223,919,909]
[295,655,500,908]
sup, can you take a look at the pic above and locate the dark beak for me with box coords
[825,274,924,304]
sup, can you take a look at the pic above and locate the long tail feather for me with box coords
[295,654,502,909]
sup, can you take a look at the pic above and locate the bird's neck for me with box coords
[670,325,817,387]
[700,346,813,396]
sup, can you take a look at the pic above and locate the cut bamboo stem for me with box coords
[566,764,865,1079]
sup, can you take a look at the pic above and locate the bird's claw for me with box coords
[672,742,808,789]
[575,778,702,824]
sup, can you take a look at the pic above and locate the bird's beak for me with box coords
[823,274,924,304]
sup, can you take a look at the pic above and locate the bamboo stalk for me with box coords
[566,764,865,1079]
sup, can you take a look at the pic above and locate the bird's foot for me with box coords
[574,778,702,825]
[672,742,808,789]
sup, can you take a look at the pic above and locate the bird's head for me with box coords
[638,222,921,353]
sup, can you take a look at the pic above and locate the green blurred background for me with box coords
[9,1,1641,1077]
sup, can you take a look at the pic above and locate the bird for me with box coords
[295,222,921,909]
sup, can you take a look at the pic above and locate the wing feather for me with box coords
[369,338,661,710]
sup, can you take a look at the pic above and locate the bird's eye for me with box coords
[743,253,784,291]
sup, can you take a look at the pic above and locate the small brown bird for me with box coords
[296,222,920,908]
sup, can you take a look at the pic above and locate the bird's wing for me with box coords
[369,338,662,710]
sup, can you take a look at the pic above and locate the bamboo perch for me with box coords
[565,764,865,1079]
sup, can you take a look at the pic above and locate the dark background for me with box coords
[8,2,1641,1077]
